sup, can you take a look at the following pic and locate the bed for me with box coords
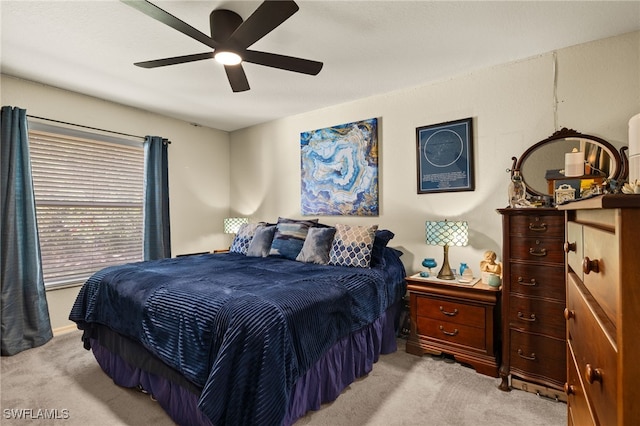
[69,221,406,426]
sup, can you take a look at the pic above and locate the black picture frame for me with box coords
[416,117,475,194]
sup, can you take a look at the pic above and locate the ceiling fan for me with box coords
[122,0,323,92]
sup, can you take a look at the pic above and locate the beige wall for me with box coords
[229,31,640,275]
[1,31,638,332]
[1,75,231,331]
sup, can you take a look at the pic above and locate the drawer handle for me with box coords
[582,257,600,274]
[563,241,576,253]
[529,247,547,257]
[585,364,603,384]
[517,348,536,361]
[564,383,576,396]
[563,308,575,320]
[517,311,536,322]
[439,306,458,316]
[517,277,537,286]
[528,223,547,232]
[438,325,459,336]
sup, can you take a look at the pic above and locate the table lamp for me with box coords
[426,220,469,280]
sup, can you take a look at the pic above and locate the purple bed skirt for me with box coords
[90,301,400,426]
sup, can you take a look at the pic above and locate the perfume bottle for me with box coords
[508,170,526,207]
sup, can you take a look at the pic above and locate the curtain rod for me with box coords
[27,114,148,141]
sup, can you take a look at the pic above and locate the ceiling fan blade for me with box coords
[121,0,218,49]
[224,65,250,92]
[134,52,214,68]
[242,50,323,75]
[230,0,299,49]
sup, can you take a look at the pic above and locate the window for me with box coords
[29,124,144,288]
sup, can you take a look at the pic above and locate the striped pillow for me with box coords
[269,217,317,260]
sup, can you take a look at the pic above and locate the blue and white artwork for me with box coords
[300,118,378,216]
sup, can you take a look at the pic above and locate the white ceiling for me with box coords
[2,1,639,132]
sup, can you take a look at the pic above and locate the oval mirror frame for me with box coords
[511,128,624,198]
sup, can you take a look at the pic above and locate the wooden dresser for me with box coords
[559,195,640,425]
[497,208,566,395]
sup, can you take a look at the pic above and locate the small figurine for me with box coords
[480,250,502,276]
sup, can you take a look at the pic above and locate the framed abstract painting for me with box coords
[300,118,378,216]
[416,117,475,194]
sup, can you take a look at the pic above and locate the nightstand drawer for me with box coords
[508,294,565,338]
[416,317,485,350]
[415,295,485,328]
[508,263,565,300]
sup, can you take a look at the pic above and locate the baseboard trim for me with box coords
[511,377,567,403]
[53,324,78,336]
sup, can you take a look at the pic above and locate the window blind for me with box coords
[29,130,144,288]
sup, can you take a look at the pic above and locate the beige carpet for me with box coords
[1,331,566,425]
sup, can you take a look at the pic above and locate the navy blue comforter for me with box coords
[69,249,405,425]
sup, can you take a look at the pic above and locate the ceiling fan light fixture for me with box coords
[214,51,242,65]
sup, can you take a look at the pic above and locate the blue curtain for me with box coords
[1,106,53,356]
[143,136,171,260]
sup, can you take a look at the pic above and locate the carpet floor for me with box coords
[1,331,566,425]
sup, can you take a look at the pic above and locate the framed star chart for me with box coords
[416,117,475,194]
[300,118,378,216]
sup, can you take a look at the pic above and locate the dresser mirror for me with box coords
[511,128,624,198]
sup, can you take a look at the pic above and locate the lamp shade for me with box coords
[425,220,468,247]
[223,217,248,234]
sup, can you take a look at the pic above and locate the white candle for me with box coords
[629,113,640,183]
[565,149,584,177]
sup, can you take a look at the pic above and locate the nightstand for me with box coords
[405,274,501,377]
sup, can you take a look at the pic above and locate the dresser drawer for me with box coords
[566,275,617,426]
[510,214,564,237]
[415,295,485,328]
[416,317,486,350]
[508,263,565,300]
[582,225,619,326]
[567,344,596,426]
[509,329,566,385]
[566,221,584,281]
[508,294,565,338]
[509,236,565,264]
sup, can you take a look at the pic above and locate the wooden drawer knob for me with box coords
[564,241,576,253]
[564,382,576,395]
[585,364,603,384]
[564,308,575,320]
[582,257,600,274]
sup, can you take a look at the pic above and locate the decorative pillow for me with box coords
[269,217,318,260]
[246,225,276,257]
[296,227,337,264]
[329,223,378,268]
[229,222,261,255]
[370,229,395,267]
